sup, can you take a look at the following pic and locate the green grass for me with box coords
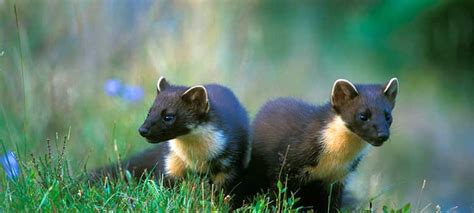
[0,135,298,212]
[0,135,413,212]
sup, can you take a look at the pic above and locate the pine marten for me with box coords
[243,78,399,212]
[90,77,251,192]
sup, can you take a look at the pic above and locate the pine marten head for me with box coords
[138,77,210,143]
[330,78,399,146]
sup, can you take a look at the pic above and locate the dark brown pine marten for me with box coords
[90,77,251,193]
[243,78,398,212]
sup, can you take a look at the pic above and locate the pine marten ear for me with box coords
[181,85,210,114]
[383,77,398,107]
[157,76,170,93]
[331,79,359,111]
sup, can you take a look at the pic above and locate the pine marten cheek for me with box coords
[185,122,200,130]
[353,128,371,141]
[344,122,357,133]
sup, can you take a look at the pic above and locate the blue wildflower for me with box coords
[104,79,123,96]
[121,85,144,103]
[0,150,20,180]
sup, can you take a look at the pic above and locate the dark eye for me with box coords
[359,113,368,121]
[162,114,176,123]
[385,112,392,121]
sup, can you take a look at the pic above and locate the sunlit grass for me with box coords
[0,137,292,212]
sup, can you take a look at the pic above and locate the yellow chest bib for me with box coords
[303,116,368,183]
[165,124,226,176]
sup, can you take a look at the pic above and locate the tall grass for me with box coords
[0,134,299,212]
[0,134,416,212]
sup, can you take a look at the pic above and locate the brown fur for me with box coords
[212,172,232,187]
[242,78,399,212]
[91,79,251,198]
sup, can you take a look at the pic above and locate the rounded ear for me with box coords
[383,77,398,107]
[157,76,170,93]
[331,79,359,109]
[181,85,210,114]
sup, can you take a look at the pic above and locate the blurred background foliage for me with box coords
[0,0,472,211]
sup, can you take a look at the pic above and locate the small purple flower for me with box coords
[104,79,123,96]
[121,85,144,103]
[0,150,20,180]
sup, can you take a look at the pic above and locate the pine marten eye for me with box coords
[162,113,176,124]
[359,113,369,121]
[359,110,370,121]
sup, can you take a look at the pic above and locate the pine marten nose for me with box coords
[138,127,150,137]
[376,132,389,142]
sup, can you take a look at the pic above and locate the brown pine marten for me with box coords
[242,78,399,212]
[90,77,251,192]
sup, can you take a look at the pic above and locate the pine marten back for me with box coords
[90,77,250,192]
[243,78,399,212]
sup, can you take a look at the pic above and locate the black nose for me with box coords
[376,132,389,142]
[138,127,149,137]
